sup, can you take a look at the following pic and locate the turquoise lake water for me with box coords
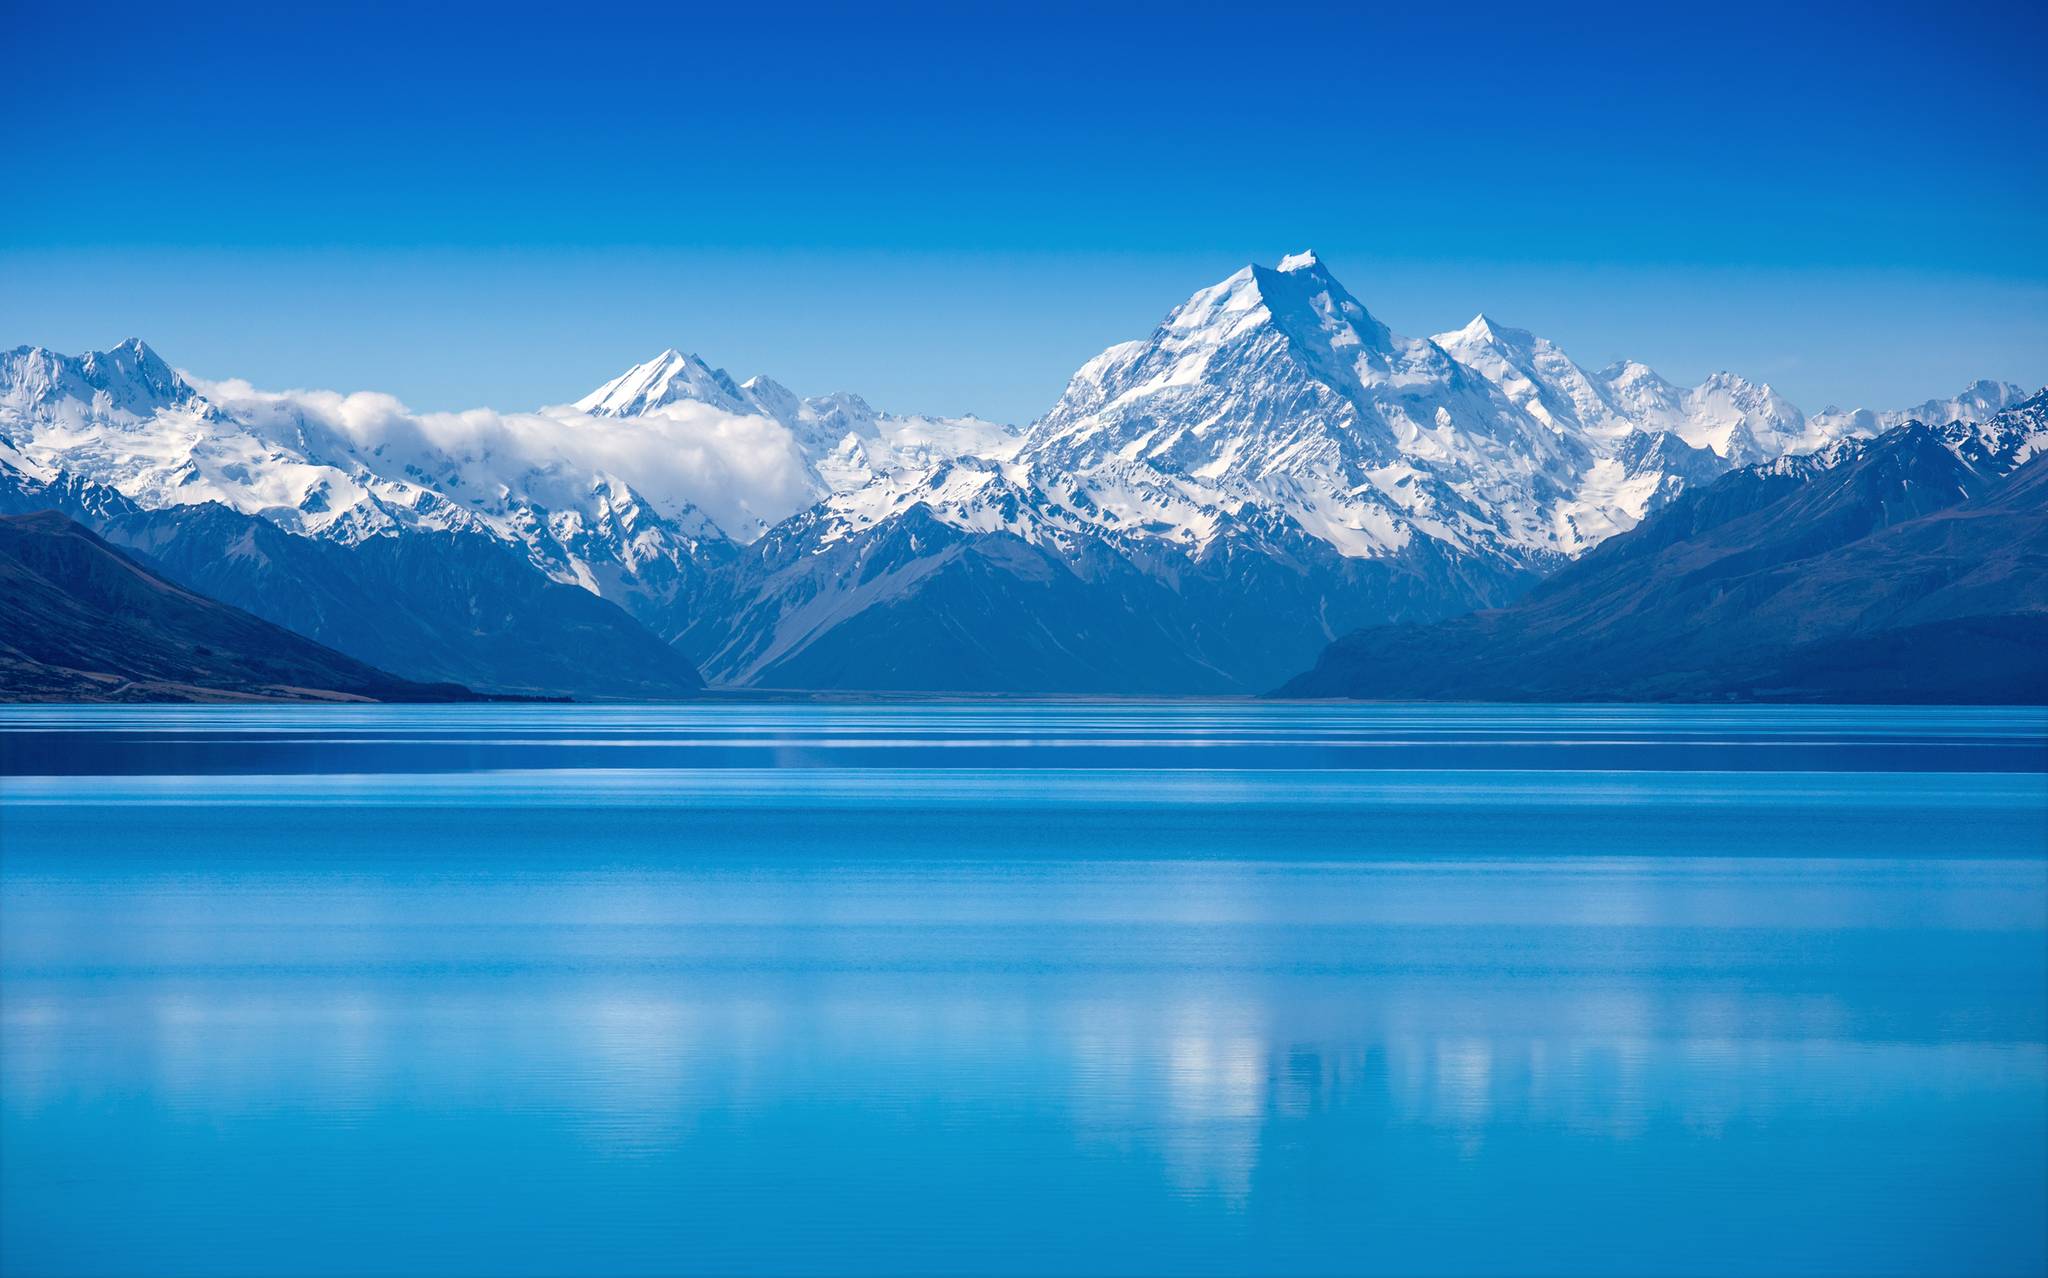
[2,704,2044,1276]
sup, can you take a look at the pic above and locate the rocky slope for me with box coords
[0,512,476,703]
[1277,394,2048,703]
[0,460,705,699]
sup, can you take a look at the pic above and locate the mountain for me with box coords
[1021,253,1584,559]
[655,254,1593,689]
[0,459,706,700]
[577,348,1018,498]
[0,345,713,698]
[1276,393,2048,703]
[0,338,746,624]
[656,253,1875,690]
[1592,362,1820,464]
[575,347,761,418]
[1808,378,2029,439]
[675,495,1231,692]
[0,511,476,703]
[6,260,2034,696]
[1,337,205,425]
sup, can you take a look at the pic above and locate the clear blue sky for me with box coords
[5,0,2043,421]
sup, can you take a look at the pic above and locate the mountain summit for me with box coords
[1,337,205,426]
[574,348,756,418]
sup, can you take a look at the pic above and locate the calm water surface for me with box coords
[2,704,2045,1276]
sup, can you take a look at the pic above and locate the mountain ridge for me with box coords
[5,254,2038,695]
[0,511,480,703]
[1275,392,2048,703]
[0,458,707,700]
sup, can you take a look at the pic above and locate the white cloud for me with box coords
[193,377,818,538]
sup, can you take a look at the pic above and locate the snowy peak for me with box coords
[574,347,1017,500]
[1924,379,2033,428]
[577,353,884,441]
[0,338,766,628]
[1441,313,1525,349]
[1025,249,1979,567]
[1253,256,1398,357]
[82,337,190,409]
[1441,314,1562,370]
[1930,385,2048,473]
[1683,372,1808,460]
[1142,252,1400,377]
[1590,361,1812,463]
[1,337,202,423]
[739,375,802,426]
[1810,379,2033,436]
[1022,252,1601,563]
[575,348,755,418]
[1433,315,1629,440]
[1947,378,2031,416]
[1598,358,1682,405]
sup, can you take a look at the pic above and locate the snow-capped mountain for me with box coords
[1593,361,1820,464]
[577,348,1018,495]
[720,252,1850,581]
[0,337,1024,688]
[1808,378,2030,440]
[651,253,2035,689]
[574,347,760,418]
[1429,315,1638,441]
[668,253,1774,688]
[1425,319,1734,546]
[1015,252,1586,560]
[1,338,211,427]
[0,340,785,612]
[1281,389,2048,703]
[0,457,708,699]
[4,254,2034,694]
[1930,385,2048,474]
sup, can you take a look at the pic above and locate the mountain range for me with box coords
[0,511,475,703]
[2,253,2037,699]
[1279,393,2048,702]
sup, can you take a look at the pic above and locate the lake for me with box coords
[2,703,2044,1276]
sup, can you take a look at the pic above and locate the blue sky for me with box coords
[5,0,2043,421]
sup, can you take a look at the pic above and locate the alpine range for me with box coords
[6,6,2048,1278]
[3,253,2036,700]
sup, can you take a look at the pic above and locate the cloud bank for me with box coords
[195,378,818,537]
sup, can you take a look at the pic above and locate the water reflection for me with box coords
[2,705,2044,1276]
